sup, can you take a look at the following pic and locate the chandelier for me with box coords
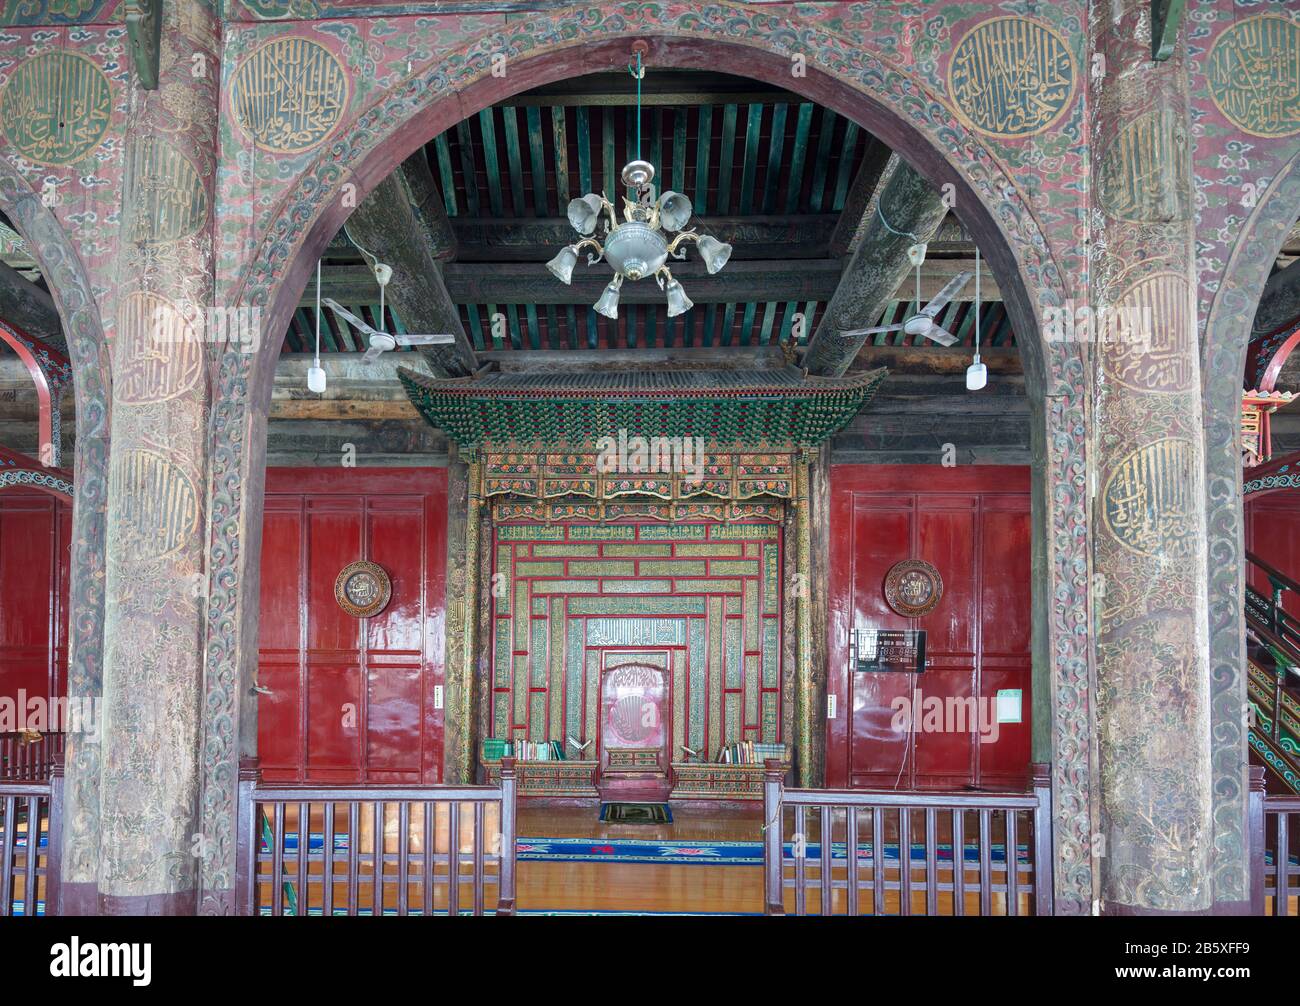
[546,50,733,319]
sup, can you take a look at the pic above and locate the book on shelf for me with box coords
[483,738,568,762]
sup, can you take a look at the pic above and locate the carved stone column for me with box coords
[1090,3,1212,914]
[97,0,219,914]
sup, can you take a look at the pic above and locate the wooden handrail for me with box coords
[1247,550,1300,598]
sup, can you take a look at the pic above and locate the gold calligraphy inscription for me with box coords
[0,51,111,166]
[1102,438,1199,559]
[230,37,348,153]
[947,17,1075,137]
[110,448,200,559]
[124,136,208,245]
[1098,107,1190,223]
[1101,269,1194,393]
[1207,14,1300,138]
[115,292,205,403]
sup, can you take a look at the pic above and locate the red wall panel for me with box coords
[258,468,448,784]
[1246,493,1300,619]
[827,466,1031,791]
[0,490,71,717]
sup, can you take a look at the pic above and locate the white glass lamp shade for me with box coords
[665,277,694,318]
[697,235,733,275]
[966,357,988,391]
[567,194,605,236]
[594,275,623,319]
[307,362,327,394]
[657,190,693,231]
[546,245,580,284]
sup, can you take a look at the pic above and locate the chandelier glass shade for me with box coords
[547,157,734,319]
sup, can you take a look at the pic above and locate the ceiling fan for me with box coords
[323,295,454,363]
[840,242,972,347]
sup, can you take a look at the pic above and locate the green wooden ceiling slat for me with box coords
[682,306,697,348]
[953,301,976,347]
[761,102,788,215]
[778,301,797,344]
[501,106,528,216]
[831,121,860,211]
[990,304,1011,347]
[808,108,836,213]
[694,105,713,214]
[625,304,638,349]
[455,119,480,217]
[894,300,913,347]
[625,105,637,202]
[758,301,778,345]
[479,109,505,217]
[525,106,550,217]
[602,107,616,199]
[565,304,578,350]
[467,304,486,351]
[387,304,407,336]
[487,302,503,350]
[322,309,348,353]
[716,103,738,214]
[650,107,664,190]
[585,306,598,350]
[644,303,658,349]
[703,303,719,347]
[672,107,687,194]
[738,103,762,215]
[433,134,458,216]
[545,303,560,350]
[740,301,758,347]
[576,106,593,195]
[784,103,813,214]
[551,106,570,207]
[801,300,818,344]
[506,303,524,350]
[524,302,541,349]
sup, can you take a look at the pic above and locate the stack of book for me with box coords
[717,741,786,764]
[481,738,566,762]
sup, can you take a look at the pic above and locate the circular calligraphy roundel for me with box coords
[334,560,392,618]
[947,17,1076,138]
[884,559,944,618]
[0,51,112,166]
[230,37,348,153]
[1207,15,1300,138]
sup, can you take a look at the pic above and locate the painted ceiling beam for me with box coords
[828,140,894,258]
[0,259,67,355]
[304,258,998,309]
[342,153,477,377]
[802,159,950,376]
[125,0,161,89]
[450,214,838,261]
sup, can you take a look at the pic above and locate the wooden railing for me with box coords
[237,758,517,916]
[0,731,65,782]
[1250,767,1300,916]
[1246,550,1300,670]
[763,762,1052,916]
[0,755,62,916]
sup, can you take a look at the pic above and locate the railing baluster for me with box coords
[1006,809,1019,916]
[899,807,912,916]
[448,801,460,918]
[979,808,992,916]
[794,805,806,916]
[422,802,433,916]
[297,801,308,917]
[847,807,859,917]
[819,806,832,916]
[474,802,485,916]
[1,795,13,916]
[323,803,335,918]
[872,807,884,915]
[1278,810,1292,918]
[372,801,383,918]
[24,797,38,917]
[924,808,937,916]
[953,809,965,916]
[271,802,284,917]
[347,801,359,916]
[398,802,410,917]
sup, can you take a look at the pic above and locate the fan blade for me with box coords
[839,324,904,338]
[920,325,959,347]
[322,298,383,341]
[921,271,972,317]
[362,342,386,362]
[395,333,456,346]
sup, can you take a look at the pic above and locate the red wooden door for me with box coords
[827,466,1031,790]
[0,490,70,716]
[1246,492,1300,620]
[257,468,447,784]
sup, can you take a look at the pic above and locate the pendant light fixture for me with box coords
[966,246,987,391]
[546,44,733,318]
[308,259,327,393]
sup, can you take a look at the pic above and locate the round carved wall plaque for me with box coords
[884,559,943,617]
[334,560,391,618]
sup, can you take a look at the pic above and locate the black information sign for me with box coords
[851,628,926,673]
